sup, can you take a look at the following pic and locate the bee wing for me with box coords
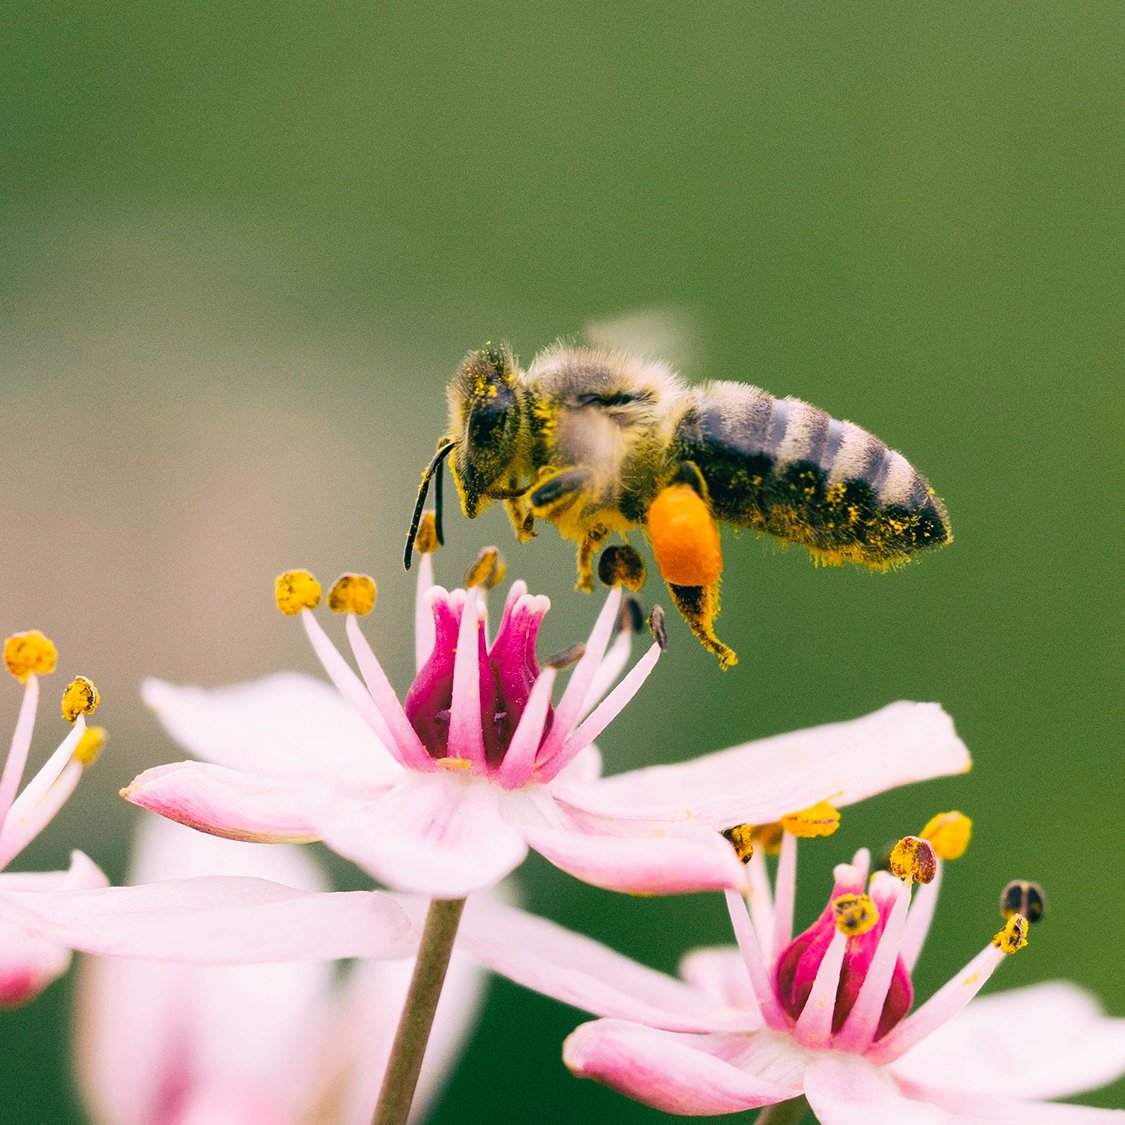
[585,306,703,378]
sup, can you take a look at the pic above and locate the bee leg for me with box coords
[575,527,608,593]
[529,467,592,512]
[665,582,739,670]
[504,497,536,543]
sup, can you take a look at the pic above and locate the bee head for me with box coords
[447,343,523,517]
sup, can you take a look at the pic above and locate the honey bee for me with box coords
[405,341,951,668]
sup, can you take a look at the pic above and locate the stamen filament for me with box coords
[837,879,910,1049]
[746,848,776,958]
[724,889,787,1029]
[536,586,622,763]
[344,614,434,771]
[868,938,1009,1064]
[793,927,848,1048]
[496,668,556,789]
[900,859,943,971]
[301,611,420,771]
[772,831,798,957]
[446,587,485,766]
[547,641,660,778]
[414,553,436,673]
[579,622,633,721]
[0,677,39,831]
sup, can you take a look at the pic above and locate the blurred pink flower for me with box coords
[74,818,484,1125]
[458,827,1125,1122]
[0,630,108,1007]
[123,552,971,898]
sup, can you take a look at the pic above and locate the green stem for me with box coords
[756,1095,812,1125]
[372,896,467,1125]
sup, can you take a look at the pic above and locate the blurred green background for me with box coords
[2,2,1122,1120]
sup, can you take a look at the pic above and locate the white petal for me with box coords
[889,982,1125,1103]
[143,673,393,780]
[559,701,970,826]
[804,1053,961,1123]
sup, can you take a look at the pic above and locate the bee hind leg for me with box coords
[665,582,738,670]
[575,527,609,593]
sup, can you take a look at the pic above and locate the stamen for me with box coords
[464,547,506,589]
[414,511,441,555]
[497,667,557,789]
[746,846,775,953]
[750,823,784,856]
[771,831,798,955]
[327,573,377,616]
[446,586,486,765]
[781,801,841,839]
[722,823,756,864]
[888,836,938,885]
[920,810,972,860]
[647,605,667,651]
[833,893,879,936]
[73,726,107,766]
[999,880,1046,924]
[60,677,100,723]
[793,927,848,1048]
[275,569,321,615]
[4,631,58,683]
[724,890,787,1029]
[992,913,1030,954]
[597,544,646,591]
[578,599,640,717]
[899,859,943,973]
[544,643,585,670]
[0,676,40,830]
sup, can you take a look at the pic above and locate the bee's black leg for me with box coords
[665,581,738,670]
[529,467,592,511]
[575,526,608,593]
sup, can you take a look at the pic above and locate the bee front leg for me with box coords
[504,497,536,542]
[529,467,593,513]
[575,526,608,593]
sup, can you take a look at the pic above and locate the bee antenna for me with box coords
[404,441,455,570]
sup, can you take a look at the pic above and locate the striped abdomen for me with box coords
[674,381,951,567]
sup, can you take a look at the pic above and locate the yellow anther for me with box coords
[833,893,879,936]
[328,573,377,616]
[464,547,506,589]
[60,676,100,723]
[415,511,440,555]
[275,570,321,615]
[889,836,938,884]
[73,726,107,766]
[992,914,1029,955]
[920,811,972,860]
[750,822,785,856]
[4,631,58,683]
[722,824,756,864]
[781,801,841,839]
[435,756,472,771]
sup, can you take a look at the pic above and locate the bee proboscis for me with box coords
[406,341,951,667]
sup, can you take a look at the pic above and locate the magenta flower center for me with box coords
[404,592,552,769]
[775,874,913,1040]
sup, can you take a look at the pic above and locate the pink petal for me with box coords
[889,982,1125,1104]
[0,913,72,1008]
[804,1053,957,1124]
[679,947,765,1016]
[2,877,416,963]
[123,761,328,843]
[143,674,394,780]
[521,819,750,895]
[559,701,970,826]
[564,1019,804,1114]
[316,772,529,897]
[458,898,752,1032]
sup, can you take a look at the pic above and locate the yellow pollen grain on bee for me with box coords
[647,483,723,587]
[275,569,321,615]
[4,630,58,682]
[436,756,472,771]
[721,823,756,864]
[920,810,972,860]
[61,676,100,722]
[780,800,841,839]
[992,914,1029,955]
[73,726,107,766]
[833,893,879,936]
[327,573,377,616]
[414,511,441,555]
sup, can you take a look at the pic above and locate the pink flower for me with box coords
[123,550,971,898]
[74,818,485,1125]
[0,630,108,1007]
[457,818,1125,1121]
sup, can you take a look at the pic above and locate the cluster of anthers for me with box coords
[718,809,1039,1060]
